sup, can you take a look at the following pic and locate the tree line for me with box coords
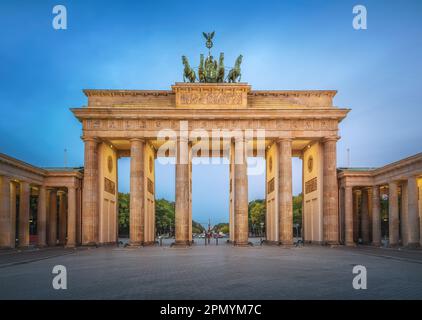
[118,193,303,237]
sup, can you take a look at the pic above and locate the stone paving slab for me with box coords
[0,244,421,300]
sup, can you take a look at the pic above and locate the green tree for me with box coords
[248,199,266,235]
[155,198,175,236]
[118,192,130,236]
[293,193,303,226]
[212,222,229,234]
[192,220,205,234]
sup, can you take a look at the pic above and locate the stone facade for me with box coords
[338,153,422,247]
[2,82,420,249]
[0,153,82,248]
[72,82,348,246]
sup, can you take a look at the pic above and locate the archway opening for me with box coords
[192,157,229,246]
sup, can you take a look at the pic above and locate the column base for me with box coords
[171,240,191,247]
[262,240,278,246]
[345,241,357,247]
[371,242,381,247]
[325,241,341,247]
[233,241,252,247]
[0,246,15,250]
[406,242,420,249]
[127,241,143,248]
[81,242,99,247]
[278,241,294,248]
[143,241,156,246]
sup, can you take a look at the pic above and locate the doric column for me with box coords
[58,192,67,245]
[0,176,12,248]
[10,183,16,248]
[76,187,82,245]
[353,190,359,242]
[82,137,99,245]
[48,190,57,246]
[388,182,399,246]
[361,188,370,244]
[66,186,76,247]
[407,176,420,247]
[234,137,249,246]
[278,138,293,246]
[129,138,145,246]
[18,181,30,247]
[175,137,190,245]
[344,186,354,246]
[401,182,409,246]
[37,186,47,247]
[371,186,381,246]
[322,137,339,244]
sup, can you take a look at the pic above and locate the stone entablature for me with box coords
[0,153,83,187]
[338,153,422,187]
[83,84,338,109]
[172,83,250,108]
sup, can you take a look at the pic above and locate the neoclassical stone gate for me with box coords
[72,83,349,246]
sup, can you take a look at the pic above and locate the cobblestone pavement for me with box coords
[0,242,421,300]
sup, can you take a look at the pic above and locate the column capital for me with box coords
[177,136,189,143]
[129,137,145,143]
[82,136,99,143]
[0,175,12,183]
[276,137,292,143]
[322,136,340,143]
[233,135,246,143]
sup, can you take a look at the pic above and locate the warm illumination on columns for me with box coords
[129,138,145,246]
[278,138,293,246]
[82,137,99,245]
[407,176,420,247]
[18,181,30,247]
[37,186,47,247]
[361,188,370,244]
[0,176,12,248]
[58,192,67,245]
[371,185,381,246]
[322,137,339,245]
[48,190,57,246]
[234,136,249,246]
[175,136,190,246]
[388,182,399,246]
[344,186,354,246]
[67,186,77,247]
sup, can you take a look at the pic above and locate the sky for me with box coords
[1,0,421,224]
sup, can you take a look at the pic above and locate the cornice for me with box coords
[337,153,422,179]
[249,90,337,98]
[0,153,48,177]
[71,107,350,121]
[83,88,337,98]
[83,89,173,97]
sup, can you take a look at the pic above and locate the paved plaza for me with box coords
[0,241,422,300]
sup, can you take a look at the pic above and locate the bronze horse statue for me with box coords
[227,54,243,83]
[198,54,205,83]
[182,55,196,83]
[217,52,225,83]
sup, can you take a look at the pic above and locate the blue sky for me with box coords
[1,0,421,224]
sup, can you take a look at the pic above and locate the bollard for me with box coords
[216,237,218,246]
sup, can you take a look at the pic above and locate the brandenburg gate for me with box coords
[71,82,349,246]
[2,32,420,249]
